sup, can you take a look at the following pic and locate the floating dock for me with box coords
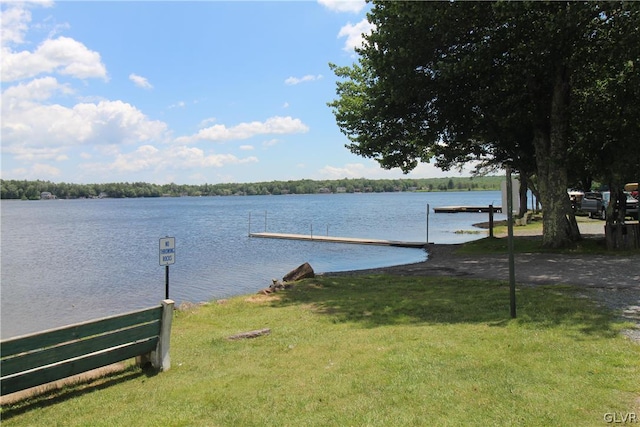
[433,206,502,213]
[249,232,427,248]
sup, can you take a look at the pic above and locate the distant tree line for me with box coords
[0,176,503,200]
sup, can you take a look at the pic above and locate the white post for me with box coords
[152,299,174,371]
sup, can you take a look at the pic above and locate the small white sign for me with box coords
[501,178,520,214]
[159,237,176,266]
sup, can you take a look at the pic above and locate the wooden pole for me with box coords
[506,166,517,318]
[489,204,494,238]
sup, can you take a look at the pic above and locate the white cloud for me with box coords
[83,144,258,174]
[2,76,73,102]
[1,3,32,46]
[2,36,108,82]
[318,0,366,14]
[108,145,160,172]
[284,74,323,85]
[32,162,62,177]
[168,146,258,169]
[3,162,61,180]
[177,116,309,144]
[338,19,374,52]
[129,73,153,89]
[198,117,217,127]
[0,3,171,180]
[319,160,477,180]
[2,97,170,161]
[93,144,121,157]
[169,101,186,109]
[319,162,369,178]
[3,144,69,162]
[262,139,279,147]
[239,145,254,151]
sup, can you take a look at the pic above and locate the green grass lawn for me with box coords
[2,276,639,426]
[457,235,612,255]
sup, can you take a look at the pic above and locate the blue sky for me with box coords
[2,0,474,185]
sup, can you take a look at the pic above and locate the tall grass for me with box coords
[2,276,638,426]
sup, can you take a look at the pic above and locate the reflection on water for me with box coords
[1,191,504,338]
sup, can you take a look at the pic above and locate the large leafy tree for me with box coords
[570,3,640,211]
[329,1,639,248]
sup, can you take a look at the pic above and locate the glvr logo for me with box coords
[604,413,638,423]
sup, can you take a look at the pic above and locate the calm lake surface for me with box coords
[1,191,504,338]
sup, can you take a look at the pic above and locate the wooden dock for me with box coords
[249,232,427,248]
[433,206,502,213]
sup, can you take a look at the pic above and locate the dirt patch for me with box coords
[244,295,281,303]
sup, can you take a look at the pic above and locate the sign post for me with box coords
[159,237,175,299]
[426,203,430,244]
[505,167,516,318]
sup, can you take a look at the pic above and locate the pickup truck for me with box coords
[580,191,639,220]
[580,192,606,219]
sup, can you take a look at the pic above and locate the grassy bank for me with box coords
[2,275,638,426]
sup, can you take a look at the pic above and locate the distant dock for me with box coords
[433,206,502,213]
[249,232,427,248]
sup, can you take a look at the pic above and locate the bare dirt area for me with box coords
[324,220,640,343]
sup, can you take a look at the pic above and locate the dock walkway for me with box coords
[249,232,427,248]
[433,206,502,213]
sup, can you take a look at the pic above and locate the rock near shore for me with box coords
[258,262,315,295]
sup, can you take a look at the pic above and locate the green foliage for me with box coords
[0,176,503,200]
[2,277,638,426]
[329,1,640,248]
[569,3,640,189]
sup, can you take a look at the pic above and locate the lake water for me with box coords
[1,191,504,338]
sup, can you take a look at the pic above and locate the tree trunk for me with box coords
[605,182,629,250]
[517,174,529,218]
[606,223,640,250]
[526,175,542,213]
[534,137,577,248]
[532,67,581,248]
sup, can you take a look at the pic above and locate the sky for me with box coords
[1,0,475,185]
